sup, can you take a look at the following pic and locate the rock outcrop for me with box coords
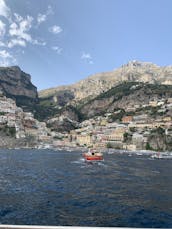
[0,66,38,109]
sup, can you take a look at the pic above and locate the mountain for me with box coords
[1,61,172,134]
[44,81,172,133]
[36,60,172,126]
[1,62,172,151]
[39,60,172,103]
[0,66,38,110]
[78,82,172,120]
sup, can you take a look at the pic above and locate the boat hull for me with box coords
[83,153,103,161]
[151,155,172,159]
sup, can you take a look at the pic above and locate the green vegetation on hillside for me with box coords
[33,103,60,121]
[96,81,142,100]
[34,82,172,124]
[0,126,16,137]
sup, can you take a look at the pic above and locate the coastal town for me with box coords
[56,97,172,152]
[0,86,172,152]
[0,91,50,148]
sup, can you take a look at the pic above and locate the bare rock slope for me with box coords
[39,60,172,101]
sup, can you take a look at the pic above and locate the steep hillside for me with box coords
[44,82,172,132]
[79,82,172,119]
[39,60,172,103]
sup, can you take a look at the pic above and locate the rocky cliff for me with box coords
[39,60,172,102]
[0,66,38,109]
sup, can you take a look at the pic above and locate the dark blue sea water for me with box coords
[0,149,172,227]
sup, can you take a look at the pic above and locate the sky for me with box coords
[0,0,172,90]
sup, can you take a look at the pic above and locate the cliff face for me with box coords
[39,60,172,102]
[0,66,38,109]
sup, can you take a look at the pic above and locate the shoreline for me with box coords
[0,145,170,156]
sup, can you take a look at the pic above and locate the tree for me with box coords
[106,142,113,148]
[145,142,153,150]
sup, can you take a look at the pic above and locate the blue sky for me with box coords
[0,0,172,90]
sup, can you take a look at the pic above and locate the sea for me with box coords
[0,149,172,227]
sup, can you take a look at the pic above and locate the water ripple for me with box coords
[0,149,171,227]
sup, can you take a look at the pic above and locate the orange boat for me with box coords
[83,149,103,161]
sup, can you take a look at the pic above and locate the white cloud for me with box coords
[14,13,23,23]
[32,39,46,46]
[37,5,53,25]
[9,15,33,42]
[0,0,10,18]
[0,20,6,37]
[4,13,48,49]
[8,39,26,48]
[0,50,11,58]
[81,53,92,60]
[37,13,47,25]
[49,25,62,34]
[20,16,33,31]
[8,14,47,48]
[0,1,49,66]
[52,46,62,54]
[0,0,47,48]
[0,50,16,66]
[81,52,94,64]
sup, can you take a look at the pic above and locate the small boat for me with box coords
[136,152,143,156]
[83,149,103,161]
[151,152,172,159]
[151,152,162,159]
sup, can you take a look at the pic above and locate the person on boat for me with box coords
[87,148,93,155]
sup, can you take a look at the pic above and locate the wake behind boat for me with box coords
[83,149,103,161]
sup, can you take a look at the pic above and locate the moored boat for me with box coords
[83,149,103,161]
[151,152,172,159]
[151,152,162,159]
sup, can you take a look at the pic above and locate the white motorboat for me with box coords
[151,152,172,159]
